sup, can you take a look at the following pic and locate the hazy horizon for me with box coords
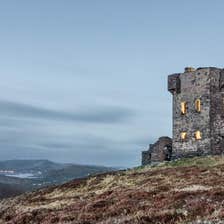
[1,1,224,167]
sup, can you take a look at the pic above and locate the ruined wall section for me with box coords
[170,68,211,158]
[150,137,172,162]
[141,137,172,165]
[141,151,151,166]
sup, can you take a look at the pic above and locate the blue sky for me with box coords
[0,1,224,167]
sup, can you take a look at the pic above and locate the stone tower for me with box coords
[168,67,224,158]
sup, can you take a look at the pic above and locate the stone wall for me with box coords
[210,68,224,154]
[141,137,172,165]
[141,151,151,166]
[168,67,224,158]
[142,67,224,166]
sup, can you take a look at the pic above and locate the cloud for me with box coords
[0,128,140,167]
[129,136,157,147]
[0,100,140,166]
[0,100,135,124]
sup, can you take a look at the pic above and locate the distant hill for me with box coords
[0,175,33,186]
[0,160,64,174]
[0,160,116,199]
[1,156,224,223]
[0,182,25,199]
[42,164,115,184]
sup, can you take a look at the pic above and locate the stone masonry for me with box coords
[142,137,172,165]
[142,67,224,165]
[169,67,224,158]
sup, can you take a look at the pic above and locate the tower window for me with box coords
[181,132,187,141]
[195,99,201,112]
[181,102,187,115]
[195,131,202,140]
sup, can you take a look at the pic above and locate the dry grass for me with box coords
[1,155,224,223]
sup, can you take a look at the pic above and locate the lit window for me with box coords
[181,132,187,140]
[195,131,202,140]
[181,102,187,115]
[195,99,201,112]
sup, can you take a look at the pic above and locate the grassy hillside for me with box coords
[1,156,224,223]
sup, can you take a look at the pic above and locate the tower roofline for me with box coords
[169,67,223,77]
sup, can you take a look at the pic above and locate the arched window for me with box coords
[181,132,187,141]
[195,99,201,112]
[195,131,202,140]
[181,102,187,115]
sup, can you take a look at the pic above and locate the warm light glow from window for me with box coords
[181,102,187,115]
[195,131,202,140]
[181,132,187,140]
[195,99,201,112]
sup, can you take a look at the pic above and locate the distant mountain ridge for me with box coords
[0,159,116,199]
[0,159,64,173]
[43,164,115,184]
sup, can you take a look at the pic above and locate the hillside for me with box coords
[0,160,115,199]
[0,183,25,199]
[1,156,224,223]
[42,164,115,184]
[0,160,64,174]
[0,175,37,199]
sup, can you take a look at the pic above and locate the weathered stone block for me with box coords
[168,73,181,94]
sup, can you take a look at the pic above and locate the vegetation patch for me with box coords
[1,156,224,223]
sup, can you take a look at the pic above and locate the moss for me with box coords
[133,156,224,174]
[158,155,224,168]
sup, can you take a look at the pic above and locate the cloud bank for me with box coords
[0,100,134,124]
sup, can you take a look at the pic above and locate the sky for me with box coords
[0,0,224,167]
